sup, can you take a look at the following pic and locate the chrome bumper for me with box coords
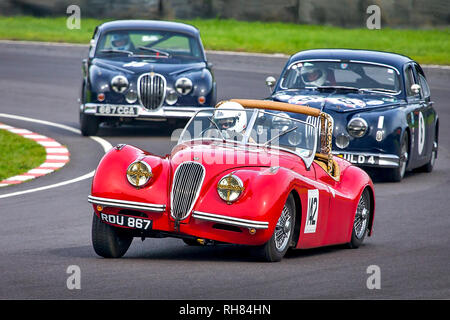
[88,195,166,212]
[192,211,269,230]
[81,103,202,119]
[333,151,399,168]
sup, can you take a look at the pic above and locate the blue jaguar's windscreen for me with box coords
[95,30,203,62]
[280,61,401,93]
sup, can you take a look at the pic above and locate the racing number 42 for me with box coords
[304,189,319,234]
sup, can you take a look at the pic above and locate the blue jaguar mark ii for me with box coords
[79,20,216,135]
[266,49,438,182]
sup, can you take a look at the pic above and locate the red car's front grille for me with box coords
[170,162,205,221]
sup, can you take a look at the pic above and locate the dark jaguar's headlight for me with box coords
[347,117,368,138]
[125,89,137,103]
[165,88,178,105]
[175,77,192,95]
[111,75,129,93]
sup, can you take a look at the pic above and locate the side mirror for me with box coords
[207,61,214,69]
[411,84,421,95]
[265,76,276,92]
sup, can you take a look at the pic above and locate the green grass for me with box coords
[0,16,449,64]
[0,129,46,181]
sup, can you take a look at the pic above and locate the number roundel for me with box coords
[304,189,319,234]
[418,112,425,155]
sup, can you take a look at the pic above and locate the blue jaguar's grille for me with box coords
[138,73,166,110]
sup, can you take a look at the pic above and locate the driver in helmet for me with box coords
[110,32,132,51]
[212,101,247,141]
[300,64,327,87]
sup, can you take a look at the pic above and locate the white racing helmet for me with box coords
[213,101,247,134]
[111,33,131,51]
[300,64,327,86]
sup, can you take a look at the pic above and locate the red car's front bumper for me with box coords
[88,195,274,246]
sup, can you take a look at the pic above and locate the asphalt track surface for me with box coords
[0,41,449,300]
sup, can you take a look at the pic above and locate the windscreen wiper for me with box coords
[360,88,397,95]
[99,49,134,56]
[137,46,170,57]
[264,126,298,146]
[316,86,361,93]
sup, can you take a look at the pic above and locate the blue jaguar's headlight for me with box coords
[347,117,368,138]
[111,75,129,93]
[175,77,192,95]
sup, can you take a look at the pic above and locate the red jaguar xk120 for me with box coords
[88,99,375,261]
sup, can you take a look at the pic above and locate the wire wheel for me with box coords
[255,194,296,262]
[274,205,293,252]
[354,191,370,240]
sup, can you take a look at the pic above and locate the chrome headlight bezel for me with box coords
[217,174,244,204]
[126,160,153,188]
[175,77,193,95]
[347,117,368,138]
[111,75,129,93]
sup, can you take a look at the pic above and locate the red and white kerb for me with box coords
[0,123,70,187]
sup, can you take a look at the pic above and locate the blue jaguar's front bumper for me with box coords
[81,103,203,119]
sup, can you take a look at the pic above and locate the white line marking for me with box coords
[1,39,449,69]
[0,171,95,199]
[0,113,112,199]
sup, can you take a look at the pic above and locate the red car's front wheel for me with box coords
[91,213,133,258]
[255,194,296,262]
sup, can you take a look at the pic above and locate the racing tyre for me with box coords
[386,133,409,182]
[348,188,371,249]
[92,213,133,258]
[255,194,295,262]
[80,113,99,136]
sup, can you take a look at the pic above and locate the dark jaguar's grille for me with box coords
[138,73,166,110]
[171,162,205,221]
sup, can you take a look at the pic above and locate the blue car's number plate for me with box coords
[336,153,378,165]
[97,105,137,116]
[100,213,152,230]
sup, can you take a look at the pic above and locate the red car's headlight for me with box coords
[217,173,244,204]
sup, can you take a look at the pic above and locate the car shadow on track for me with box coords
[48,240,366,263]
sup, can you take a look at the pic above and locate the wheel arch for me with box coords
[365,185,376,237]
[289,188,302,248]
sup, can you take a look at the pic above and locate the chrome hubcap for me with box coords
[275,206,292,252]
